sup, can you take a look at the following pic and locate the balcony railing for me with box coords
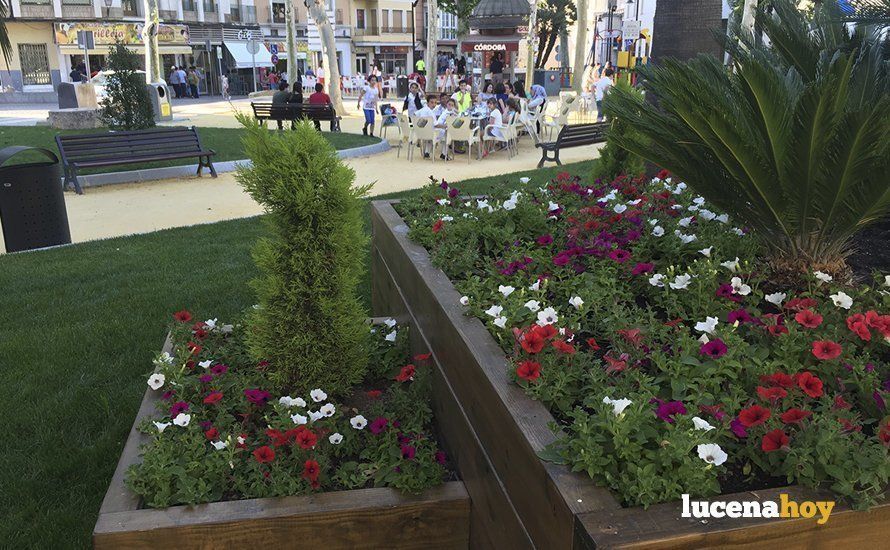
[353,24,414,37]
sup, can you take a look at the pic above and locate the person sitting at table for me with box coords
[414,94,440,158]
[494,83,510,113]
[403,81,424,117]
[513,81,528,100]
[527,84,548,134]
[483,97,505,152]
[435,98,459,160]
[479,82,495,103]
[451,79,472,114]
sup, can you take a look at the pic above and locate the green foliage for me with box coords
[535,0,578,68]
[604,0,890,275]
[592,81,646,182]
[99,42,156,130]
[236,115,372,395]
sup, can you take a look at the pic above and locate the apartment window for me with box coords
[242,4,256,23]
[381,9,389,32]
[122,0,139,15]
[62,0,92,5]
[21,0,52,4]
[335,8,343,25]
[183,0,196,11]
[203,0,215,12]
[355,8,365,29]
[272,2,285,23]
[18,44,51,86]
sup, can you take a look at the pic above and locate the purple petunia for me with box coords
[631,262,655,276]
[244,388,271,405]
[170,401,190,416]
[700,338,728,359]
[370,416,389,435]
[654,400,687,423]
[537,234,554,246]
[730,418,748,438]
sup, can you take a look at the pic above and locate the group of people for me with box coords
[270,80,334,131]
[168,66,203,99]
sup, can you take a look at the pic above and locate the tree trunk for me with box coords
[308,0,346,114]
[526,0,537,87]
[559,28,569,69]
[572,0,588,93]
[425,0,438,92]
[740,0,757,34]
[650,0,725,63]
[144,0,161,83]
[286,0,298,83]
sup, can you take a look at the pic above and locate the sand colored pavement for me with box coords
[0,98,602,250]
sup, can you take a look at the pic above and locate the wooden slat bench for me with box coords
[250,102,342,132]
[56,126,216,194]
[535,122,608,168]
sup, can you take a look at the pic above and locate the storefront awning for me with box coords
[59,44,193,55]
[224,41,274,69]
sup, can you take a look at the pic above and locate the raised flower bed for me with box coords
[94,318,469,549]
[370,173,890,548]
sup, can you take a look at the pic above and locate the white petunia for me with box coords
[476,199,490,210]
[628,199,641,206]
[493,316,508,329]
[147,373,165,391]
[814,271,833,285]
[649,273,666,287]
[529,280,540,291]
[158,352,174,365]
[198,360,212,369]
[694,316,719,334]
[459,296,470,306]
[693,196,706,205]
[548,201,560,212]
[675,231,697,244]
[692,417,716,432]
[310,389,328,403]
[383,318,397,328]
[237,435,246,445]
[678,216,693,227]
[519,177,530,184]
[830,291,853,310]
[499,285,516,297]
[671,204,684,210]
[308,410,324,423]
[524,300,541,312]
[442,215,454,222]
[669,274,693,290]
[699,247,713,257]
[687,204,699,212]
[730,276,752,296]
[614,203,627,214]
[436,198,449,206]
[652,226,665,237]
[569,296,584,309]
[329,433,344,445]
[885,275,890,288]
[537,307,559,326]
[733,227,745,236]
[502,198,517,211]
[649,219,658,226]
[765,292,786,306]
[320,403,336,417]
[720,257,741,273]
[603,396,633,416]
[212,440,228,450]
[698,334,710,344]
[204,318,217,329]
[484,305,503,318]
[279,396,307,408]
[153,421,171,433]
[385,330,397,342]
[173,413,191,427]
[697,443,728,466]
[699,209,717,221]
[350,415,368,430]
[715,214,729,224]
[291,413,308,425]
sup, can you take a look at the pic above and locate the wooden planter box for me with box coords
[370,200,890,549]
[94,337,470,549]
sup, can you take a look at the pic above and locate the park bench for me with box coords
[536,122,608,168]
[56,126,216,195]
[250,102,342,132]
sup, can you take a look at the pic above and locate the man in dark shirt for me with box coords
[308,83,334,131]
[490,53,504,86]
[271,82,291,130]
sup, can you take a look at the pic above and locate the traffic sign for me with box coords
[622,20,641,41]
[270,43,278,55]
[246,40,260,55]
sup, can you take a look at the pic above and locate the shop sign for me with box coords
[55,23,190,46]
[461,42,519,53]
[380,46,410,54]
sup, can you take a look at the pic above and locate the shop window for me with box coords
[18,44,51,86]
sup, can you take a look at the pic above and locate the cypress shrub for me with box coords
[592,81,645,182]
[236,116,371,394]
[99,42,156,130]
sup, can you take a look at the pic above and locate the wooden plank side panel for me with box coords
[372,244,534,549]
[577,485,890,549]
[94,483,469,550]
[371,202,619,550]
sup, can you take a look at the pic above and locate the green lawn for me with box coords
[0,159,595,548]
[0,125,379,173]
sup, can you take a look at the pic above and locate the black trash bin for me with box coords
[396,75,409,97]
[0,146,71,253]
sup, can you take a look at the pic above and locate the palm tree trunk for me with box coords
[286,0,298,83]
[526,0,538,86]
[425,0,439,93]
[144,0,161,83]
[572,0,588,94]
[650,0,725,63]
[308,0,346,114]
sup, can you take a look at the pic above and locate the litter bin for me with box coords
[396,75,409,97]
[0,146,71,253]
[146,82,174,122]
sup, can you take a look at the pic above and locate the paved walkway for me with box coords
[0,98,602,251]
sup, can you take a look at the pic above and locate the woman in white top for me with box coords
[357,75,381,136]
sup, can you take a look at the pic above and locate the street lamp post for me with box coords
[103,0,112,17]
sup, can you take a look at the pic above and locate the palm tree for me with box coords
[650,0,725,62]
[306,0,346,114]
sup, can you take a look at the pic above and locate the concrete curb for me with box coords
[76,138,391,189]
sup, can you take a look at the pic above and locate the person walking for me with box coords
[357,75,381,136]
[168,66,180,98]
[175,66,188,98]
[222,73,231,100]
[187,67,200,99]
[594,68,615,122]
[415,57,426,76]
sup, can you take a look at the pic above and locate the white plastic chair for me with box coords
[412,117,445,161]
[541,105,572,141]
[397,113,416,160]
[445,116,481,163]
[482,112,516,158]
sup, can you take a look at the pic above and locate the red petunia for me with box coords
[253,445,275,463]
[586,337,600,351]
[295,428,318,450]
[838,418,862,433]
[739,405,771,427]
[785,297,818,312]
[768,324,789,336]
[756,386,788,402]
[302,459,320,483]
[413,353,432,361]
[878,418,890,446]
[761,429,790,452]
[812,340,842,360]
[516,360,541,382]
[833,394,852,410]
[521,330,546,354]
[266,428,289,447]
[173,310,193,323]
[551,339,576,354]
[760,372,795,388]
[432,219,444,234]
[536,324,558,340]
[395,364,416,382]
[187,342,202,355]
[204,427,219,440]
[846,314,872,341]
[780,408,812,424]
[795,372,824,398]
[794,309,823,329]
[617,328,643,348]
[366,390,382,399]
[203,391,223,404]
